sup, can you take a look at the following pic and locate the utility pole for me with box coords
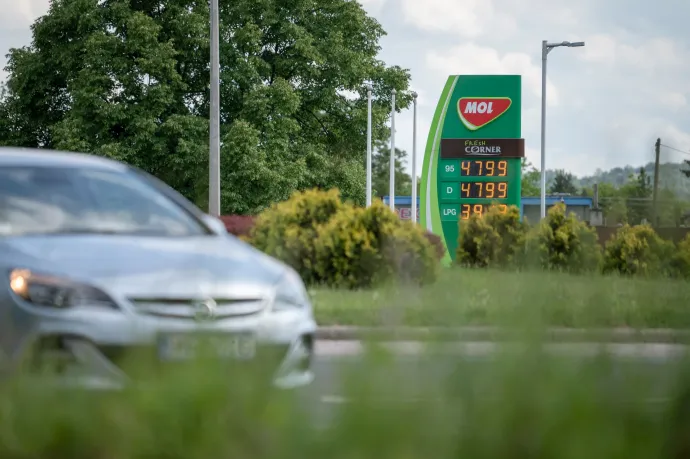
[540,40,548,220]
[411,92,418,223]
[651,137,661,226]
[208,0,221,216]
[365,83,373,207]
[389,89,396,211]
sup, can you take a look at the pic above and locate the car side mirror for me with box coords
[201,214,228,235]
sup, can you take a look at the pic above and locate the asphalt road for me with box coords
[298,340,690,424]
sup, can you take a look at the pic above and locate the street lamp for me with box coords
[389,89,396,211]
[208,0,221,216]
[365,83,373,207]
[411,91,418,223]
[539,40,585,220]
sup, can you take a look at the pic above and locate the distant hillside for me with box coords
[543,162,690,198]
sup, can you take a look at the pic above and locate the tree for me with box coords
[682,160,690,178]
[549,169,579,195]
[521,158,540,197]
[656,188,688,227]
[0,0,411,214]
[619,167,653,224]
[372,140,412,198]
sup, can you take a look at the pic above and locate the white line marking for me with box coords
[314,340,690,358]
[319,395,673,405]
[320,395,350,404]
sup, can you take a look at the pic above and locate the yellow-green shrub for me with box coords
[671,233,690,279]
[602,224,675,277]
[250,188,343,283]
[455,205,527,268]
[526,203,602,273]
[314,201,439,289]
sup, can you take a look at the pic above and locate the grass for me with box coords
[2,344,690,458]
[312,268,690,328]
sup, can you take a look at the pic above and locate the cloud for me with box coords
[400,0,499,38]
[580,34,688,72]
[426,43,559,107]
[524,146,540,167]
[409,87,428,106]
[1,0,49,29]
[357,0,387,15]
[659,92,687,110]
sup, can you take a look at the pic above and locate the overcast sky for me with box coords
[2,0,689,177]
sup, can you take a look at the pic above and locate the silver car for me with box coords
[0,147,316,389]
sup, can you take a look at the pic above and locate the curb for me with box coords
[315,326,690,344]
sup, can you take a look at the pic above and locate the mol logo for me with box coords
[457,97,512,131]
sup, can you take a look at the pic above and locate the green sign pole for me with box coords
[420,75,524,265]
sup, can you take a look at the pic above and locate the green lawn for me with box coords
[312,268,690,328]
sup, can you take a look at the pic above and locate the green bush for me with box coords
[455,205,528,268]
[250,188,344,284]
[314,200,439,289]
[602,224,676,277]
[526,203,602,273]
[671,233,690,279]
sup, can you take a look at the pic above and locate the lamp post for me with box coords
[365,83,373,207]
[411,91,418,223]
[208,0,221,216]
[540,40,585,220]
[389,89,396,211]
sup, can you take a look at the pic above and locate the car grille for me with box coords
[128,297,267,319]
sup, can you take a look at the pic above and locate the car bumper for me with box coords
[7,306,317,390]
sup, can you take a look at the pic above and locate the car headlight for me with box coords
[272,270,310,311]
[8,269,118,309]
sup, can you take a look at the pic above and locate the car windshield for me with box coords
[0,165,207,237]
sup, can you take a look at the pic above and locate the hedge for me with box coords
[245,189,440,288]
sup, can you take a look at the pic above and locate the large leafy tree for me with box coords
[0,0,411,214]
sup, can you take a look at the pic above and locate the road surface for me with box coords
[297,340,690,424]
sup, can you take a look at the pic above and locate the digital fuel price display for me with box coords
[439,138,524,222]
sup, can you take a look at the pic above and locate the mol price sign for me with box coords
[420,75,524,264]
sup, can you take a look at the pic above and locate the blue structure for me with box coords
[381,196,419,221]
[382,196,593,222]
[520,196,592,222]
[381,196,417,207]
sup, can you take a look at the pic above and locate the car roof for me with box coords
[0,147,128,172]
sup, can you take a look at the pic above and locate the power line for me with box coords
[660,143,690,157]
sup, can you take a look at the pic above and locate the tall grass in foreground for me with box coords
[1,343,690,458]
[313,268,690,328]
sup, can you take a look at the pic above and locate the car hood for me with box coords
[0,235,289,298]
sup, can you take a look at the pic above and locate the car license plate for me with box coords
[157,333,256,361]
